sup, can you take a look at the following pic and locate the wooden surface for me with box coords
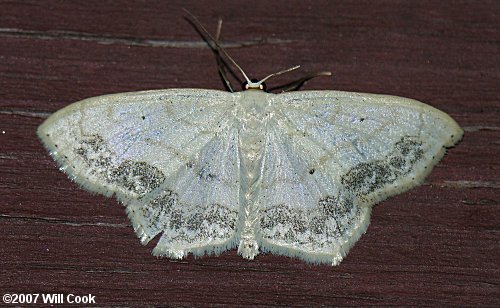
[1,1,499,306]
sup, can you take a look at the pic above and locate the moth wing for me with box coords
[256,90,462,265]
[38,89,242,258]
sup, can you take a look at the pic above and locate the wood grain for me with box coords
[1,1,498,306]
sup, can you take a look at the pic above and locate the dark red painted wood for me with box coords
[1,1,498,306]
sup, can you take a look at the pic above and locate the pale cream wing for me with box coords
[38,89,242,258]
[256,90,462,265]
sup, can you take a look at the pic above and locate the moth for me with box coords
[38,13,462,265]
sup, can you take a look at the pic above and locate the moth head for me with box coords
[242,79,267,91]
[241,66,300,92]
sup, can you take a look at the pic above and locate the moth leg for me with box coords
[213,20,240,93]
[268,71,332,93]
[184,14,242,92]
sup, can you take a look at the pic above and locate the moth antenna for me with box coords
[183,9,252,84]
[259,65,301,84]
